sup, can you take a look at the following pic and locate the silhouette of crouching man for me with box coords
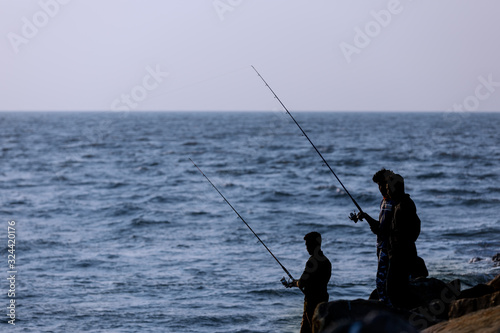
[285,232,332,333]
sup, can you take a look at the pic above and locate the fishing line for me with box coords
[250,65,364,219]
[189,158,298,283]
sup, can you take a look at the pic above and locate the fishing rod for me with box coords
[189,158,301,289]
[251,65,364,222]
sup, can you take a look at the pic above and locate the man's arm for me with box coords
[357,212,379,233]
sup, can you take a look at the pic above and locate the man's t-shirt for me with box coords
[299,251,332,302]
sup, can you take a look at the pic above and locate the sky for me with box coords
[1,0,500,112]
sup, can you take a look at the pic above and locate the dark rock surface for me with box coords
[312,299,425,333]
[457,283,494,300]
[312,274,500,333]
[492,253,500,263]
[449,291,500,319]
[487,274,500,291]
[319,309,420,333]
[422,305,500,333]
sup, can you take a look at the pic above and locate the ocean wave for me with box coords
[247,288,285,297]
[146,195,169,203]
[435,150,485,160]
[442,225,500,238]
[16,239,65,252]
[486,187,500,193]
[187,210,211,216]
[461,197,500,206]
[51,174,70,182]
[8,199,30,206]
[217,168,258,176]
[296,221,337,228]
[420,192,499,207]
[258,193,294,203]
[416,172,447,179]
[424,188,478,196]
[71,259,107,268]
[104,182,129,189]
[131,217,171,226]
[314,184,343,192]
[273,190,293,197]
[105,203,143,217]
[473,173,499,180]
[194,313,258,326]
[87,142,107,148]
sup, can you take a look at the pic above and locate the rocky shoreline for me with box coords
[312,254,500,333]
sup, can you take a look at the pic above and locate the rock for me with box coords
[447,279,462,294]
[368,277,459,309]
[487,274,500,292]
[469,257,483,263]
[419,274,500,331]
[314,275,500,333]
[492,253,500,267]
[457,283,494,300]
[422,305,500,333]
[449,291,500,319]
[321,310,419,333]
[407,277,456,309]
[312,299,390,332]
[446,274,500,319]
[405,277,461,327]
[311,299,435,333]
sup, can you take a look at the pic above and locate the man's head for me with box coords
[372,168,394,197]
[304,231,322,256]
[386,173,405,200]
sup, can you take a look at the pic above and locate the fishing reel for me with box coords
[349,211,359,223]
[349,211,365,223]
[281,277,293,288]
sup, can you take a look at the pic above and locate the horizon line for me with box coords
[1,109,499,113]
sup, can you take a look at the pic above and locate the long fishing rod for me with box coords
[189,158,300,288]
[251,65,364,221]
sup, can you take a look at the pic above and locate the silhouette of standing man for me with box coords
[285,232,331,333]
[357,168,394,305]
[385,173,421,308]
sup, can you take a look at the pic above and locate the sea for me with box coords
[1,111,499,332]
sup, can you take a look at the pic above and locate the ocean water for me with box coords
[1,111,499,332]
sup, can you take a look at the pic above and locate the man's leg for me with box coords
[376,248,391,305]
[300,301,312,333]
[387,254,410,308]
